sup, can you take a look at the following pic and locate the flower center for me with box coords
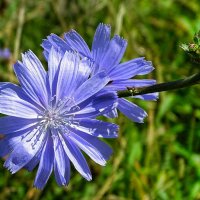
[23,98,80,150]
[40,107,72,130]
[37,97,81,132]
[44,109,61,128]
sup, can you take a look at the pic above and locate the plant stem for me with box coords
[118,72,200,97]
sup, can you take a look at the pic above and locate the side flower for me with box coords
[0,48,11,60]
[0,47,118,189]
[42,23,158,123]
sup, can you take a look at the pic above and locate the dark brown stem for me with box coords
[118,72,200,97]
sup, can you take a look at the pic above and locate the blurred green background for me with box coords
[1,0,200,199]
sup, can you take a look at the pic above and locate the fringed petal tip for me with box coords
[137,114,148,123]
[64,29,91,58]
[113,34,128,47]
[3,159,22,174]
[98,23,111,29]
[65,29,77,35]
[3,163,13,174]
[41,38,50,48]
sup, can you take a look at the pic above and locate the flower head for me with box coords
[42,23,158,123]
[0,48,118,189]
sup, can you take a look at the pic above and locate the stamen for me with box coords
[20,125,46,150]
[34,95,81,145]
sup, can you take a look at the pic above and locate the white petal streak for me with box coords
[4,126,46,174]
[100,35,127,70]
[64,30,91,57]
[0,83,40,118]
[91,23,111,64]
[14,61,48,108]
[70,119,118,138]
[70,133,107,166]
[34,134,54,189]
[53,135,70,186]
[0,116,39,134]
[56,51,80,101]
[60,133,92,181]
[47,47,62,94]
[73,71,110,105]
[22,51,48,106]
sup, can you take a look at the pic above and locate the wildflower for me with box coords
[0,48,118,189]
[42,23,158,123]
[0,48,11,59]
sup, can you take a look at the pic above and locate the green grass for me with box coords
[0,0,200,199]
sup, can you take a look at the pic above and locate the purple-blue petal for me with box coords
[41,39,53,57]
[34,134,54,189]
[14,61,48,108]
[103,108,118,118]
[70,118,118,138]
[22,51,48,105]
[24,148,43,172]
[106,79,156,91]
[55,53,93,102]
[53,135,70,186]
[64,30,91,58]
[55,51,80,101]
[45,33,70,55]
[70,91,117,119]
[70,132,113,166]
[91,23,111,65]
[108,58,154,80]
[117,98,147,123]
[60,133,92,181]
[76,57,93,86]
[134,93,159,101]
[0,134,21,157]
[47,47,63,96]
[0,82,41,118]
[4,126,47,174]
[76,132,113,161]
[0,127,39,157]
[0,116,39,134]
[99,35,127,71]
[73,71,110,105]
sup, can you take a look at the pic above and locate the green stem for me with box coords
[118,72,200,98]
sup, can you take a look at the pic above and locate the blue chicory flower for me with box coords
[42,23,158,123]
[0,47,118,189]
[0,48,11,59]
